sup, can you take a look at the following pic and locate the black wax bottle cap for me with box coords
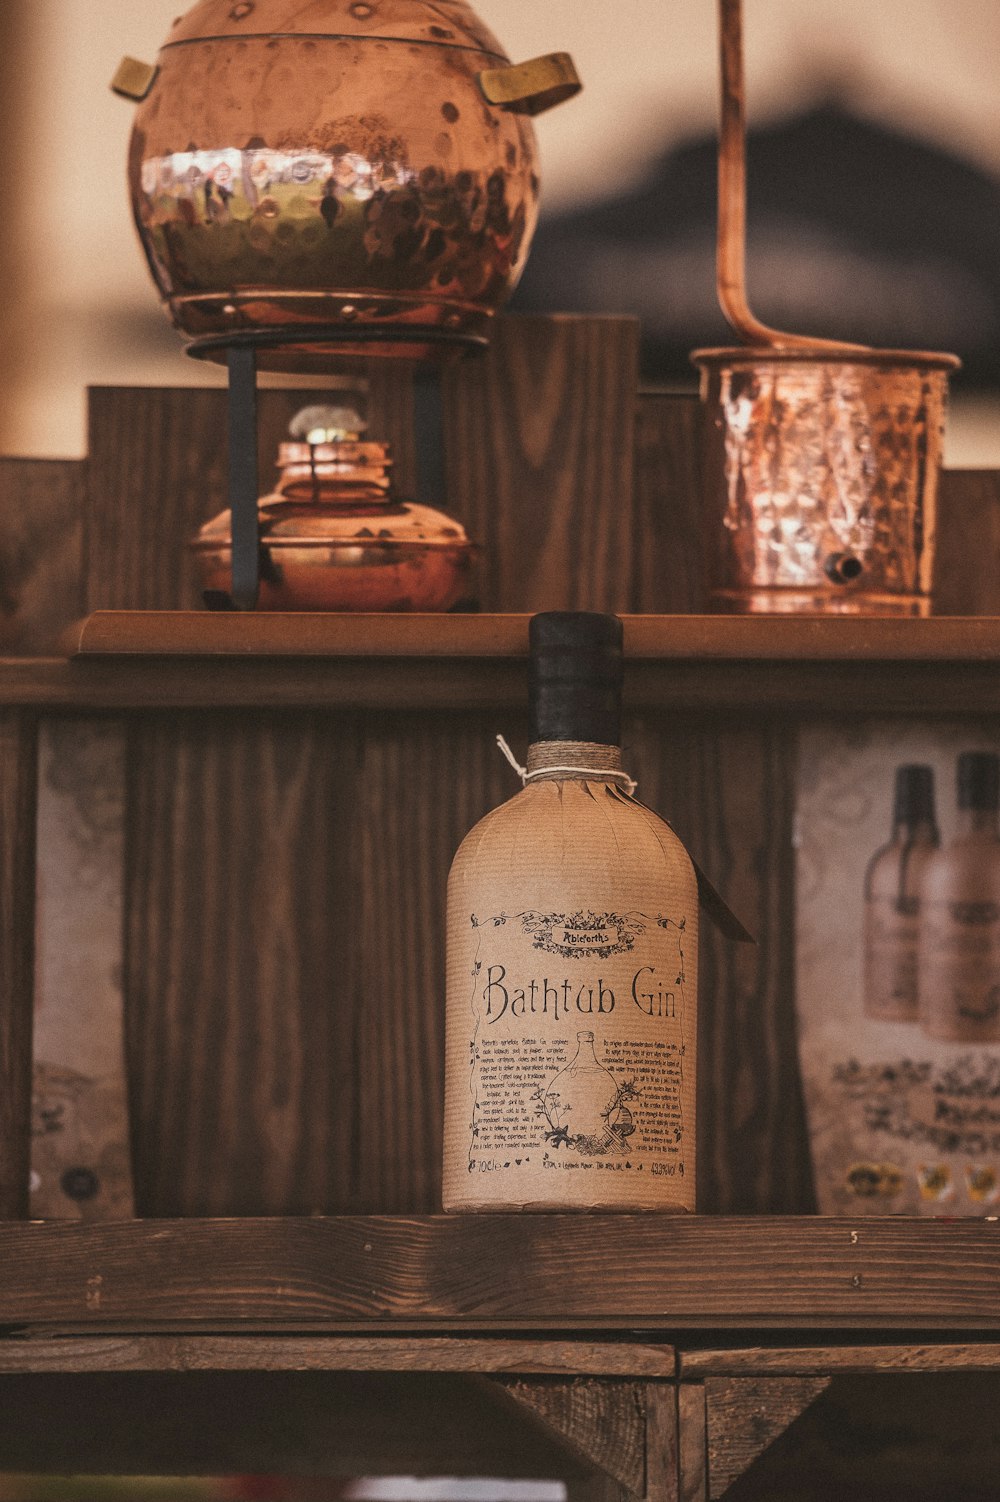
[893,764,935,825]
[958,751,1000,810]
[529,612,623,746]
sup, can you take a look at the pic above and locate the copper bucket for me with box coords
[694,345,959,615]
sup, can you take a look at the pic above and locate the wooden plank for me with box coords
[935,470,1000,615]
[123,710,512,1216]
[644,1382,680,1502]
[682,1343,1000,1376]
[0,710,38,1219]
[63,607,1000,662]
[704,1376,830,1499]
[0,459,85,653]
[2,1216,1000,1331]
[0,1335,674,1377]
[442,315,640,611]
[0,1370,596,1478]
[83,373,413,613]
[633,395,706,614]
[497,1378,646,1495]
[677,1385,707,1502]
[629,716,813,1213]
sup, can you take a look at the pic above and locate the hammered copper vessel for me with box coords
[115,1,579,367]
[696,0,959,615]
[192,398,478,610]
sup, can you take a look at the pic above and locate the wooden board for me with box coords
[704,1376,830,1499]
[0,458,85,653]
[0,710,38,1219]
[0,1335,675,1377]
[442,315,640,612]
[2,1217,1000,1331]
[682,1343,1000,1376]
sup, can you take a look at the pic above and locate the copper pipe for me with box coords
[716,0,867,352]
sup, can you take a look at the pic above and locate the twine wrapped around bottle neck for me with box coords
[496,736,637,796]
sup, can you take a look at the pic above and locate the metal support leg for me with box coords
[227,344,260,611]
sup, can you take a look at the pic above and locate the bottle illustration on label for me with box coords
[918,751,1000,1043]
[533,1030,640,1155]
[862,764,939,1022]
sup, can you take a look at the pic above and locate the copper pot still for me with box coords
[192,394,478,610]
[114,1,580,368]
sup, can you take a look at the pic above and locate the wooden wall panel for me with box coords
[627,714,814,1215]
[124,709,515,1216]
[0,710,38,1219]
[632,395,707,614]
[934,469,1000,615]
[442,315,640,610]
[0,458,85,652]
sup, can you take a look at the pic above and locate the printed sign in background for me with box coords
[797,719,1000,1215]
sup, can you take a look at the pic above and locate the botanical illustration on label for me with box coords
[464,908,691,1185]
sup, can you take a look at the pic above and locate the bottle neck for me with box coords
[526,740,623,784]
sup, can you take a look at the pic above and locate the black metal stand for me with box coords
[186,323,483,612]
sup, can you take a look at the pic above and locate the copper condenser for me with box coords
[697,0,959,615]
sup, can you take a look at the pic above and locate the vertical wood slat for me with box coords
[0,710,38,1219]
[627,715,814,1215]
[934,470,1000,615]
[632,395,707,614]
[0,459,85,653]
[124,709,515,1216]
[84,367,414,612]
[677,1385,708,1502]
[442,315,640,611]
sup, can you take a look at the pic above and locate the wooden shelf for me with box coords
[2,1216,1000,1335]
[4,611,1000,711]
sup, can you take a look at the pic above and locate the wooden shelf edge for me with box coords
[59,611,1000,662]
[1,1215,999,1333]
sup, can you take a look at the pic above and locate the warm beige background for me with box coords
[5,0,1000,458]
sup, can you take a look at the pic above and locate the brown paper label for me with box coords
[457,905,694,1205]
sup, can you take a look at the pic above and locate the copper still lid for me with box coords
[164,0,507,54]
[116,1,580,370]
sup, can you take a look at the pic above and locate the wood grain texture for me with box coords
[0,710,38,1219]
[677,1385,707,1502]
[0,1370,595,1478]
[934,470,1000,615]
[0,459,85,652]
[632,396,706,614]
[498,1378,646,1495]
[704,1376,830,1499]
[123,710,512,1215]
[84,371,413,612]
[442,315,640,610]
[682,1343,1000,1376]
[3,1216,1000,1331]
[0,1335,674,1376]
[627,715,813,1214]
[644,1382,680,1502]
